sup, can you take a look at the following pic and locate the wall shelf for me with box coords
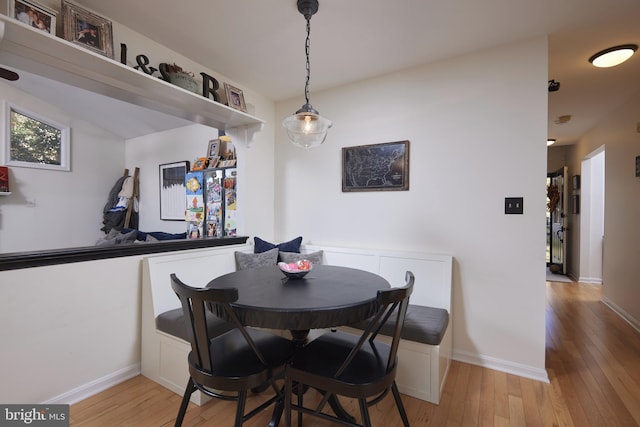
[0,16,265,139]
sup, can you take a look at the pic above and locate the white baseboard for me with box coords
[577,276,603,284]
[452,350,549,383]
[601,296,640,334]
[43,364,141,405]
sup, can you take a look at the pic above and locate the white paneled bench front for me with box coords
[141,243,453,406]
[141,244,252,405]
[302,245,453,405]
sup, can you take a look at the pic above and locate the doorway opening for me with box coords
[578,146,605,284]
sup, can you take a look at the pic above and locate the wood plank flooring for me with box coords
[70,281,640,426]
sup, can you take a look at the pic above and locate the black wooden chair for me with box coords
[284,271,415,427]
[170,273,296,427]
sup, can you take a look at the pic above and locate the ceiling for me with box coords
[72,0,640,146]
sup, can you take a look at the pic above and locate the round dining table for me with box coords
[206,264,390,342]
[207,264,390,425]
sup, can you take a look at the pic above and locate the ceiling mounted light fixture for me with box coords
[282,0,332,149]
[589,44,638,68]
[547,139,556,146]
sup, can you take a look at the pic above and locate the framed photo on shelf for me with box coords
[207,156,220,168]
[207,139,220,157]
[159,161,189,220]
[191,157,208,171]
[62,0,114,58]
[224,83,247,112]
[8,0,57,34]
[342,140,410,192]
[218,159,237,168]
[0,166,9,192]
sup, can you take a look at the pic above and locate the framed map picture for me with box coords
[342,140,410,192]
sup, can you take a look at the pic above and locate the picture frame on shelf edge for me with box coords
[224,82,247,113]
[7,0,57,35]
[62,0,114,58]
[207,139,220,157]
[207,156,220,168]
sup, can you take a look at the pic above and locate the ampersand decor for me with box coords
[134,54,157,76]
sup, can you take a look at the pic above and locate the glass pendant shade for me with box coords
[282,103,332,148]
[283,0,331,148]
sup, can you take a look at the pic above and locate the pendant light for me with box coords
[282,0,332,148]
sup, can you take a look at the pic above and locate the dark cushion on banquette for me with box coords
[156,308,235,342]
[350,304,449,346]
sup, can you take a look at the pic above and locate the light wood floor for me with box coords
[70,281,640,426]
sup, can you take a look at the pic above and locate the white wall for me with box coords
[0,256,142,404]
[571,91,640,330]
[275,38,549,380]
[0,82,125,253]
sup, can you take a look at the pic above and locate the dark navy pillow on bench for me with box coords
[350,304,449,346]
[156,308,235,342]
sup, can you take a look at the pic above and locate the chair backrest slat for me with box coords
[335,271,414,377]
[170,273,268,372]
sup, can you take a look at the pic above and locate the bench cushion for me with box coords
[350,304,449,346]
[156,308,235,342]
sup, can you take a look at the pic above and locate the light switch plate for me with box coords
[505,197,524,214]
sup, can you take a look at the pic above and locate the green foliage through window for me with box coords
[10,109,62,166]
[5,105,70,171]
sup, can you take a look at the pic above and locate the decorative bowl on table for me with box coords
[278,260,312,279]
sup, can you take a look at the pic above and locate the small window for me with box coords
[4,103,70,171]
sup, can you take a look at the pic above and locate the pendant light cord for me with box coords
[304,16,311,106]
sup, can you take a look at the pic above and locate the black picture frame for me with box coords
[159,161,189,220]
[342,140,410,192]
[636,155,640,177]
[572,194,580,214]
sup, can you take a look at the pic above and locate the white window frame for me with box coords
[3,102,70,172]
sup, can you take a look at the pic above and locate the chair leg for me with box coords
[297,383,303,427]
[234,390,248,427]
[175,377,196,427]
[358,398,372,427]
[284,376,292,427]
[391,382,410,427]
[270,390,285,427]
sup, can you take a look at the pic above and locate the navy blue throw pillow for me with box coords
[254,236,302,254]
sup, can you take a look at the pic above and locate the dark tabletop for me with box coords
[206,265,390,330]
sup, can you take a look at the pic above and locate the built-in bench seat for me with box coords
[141,244,250,405]
[349,304,449,346]
[156,308,234,342]
[141,243,452,405]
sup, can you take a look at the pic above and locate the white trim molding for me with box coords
[601,296,640,334]
[452,349,550,383]
[43,364,140,405]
